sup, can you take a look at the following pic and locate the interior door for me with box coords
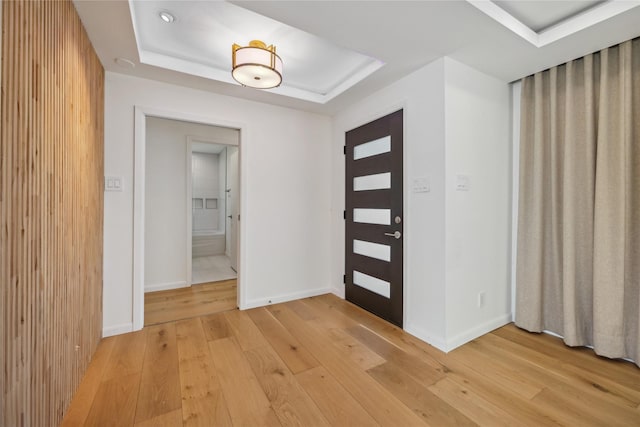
[345,110,403,326]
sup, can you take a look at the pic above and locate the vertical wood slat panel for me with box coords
[0,1,104,425]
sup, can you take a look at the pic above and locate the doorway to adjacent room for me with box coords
[134,112,243,327]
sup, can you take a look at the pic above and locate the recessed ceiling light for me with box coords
[159,11,175,23]
[114,57,135,69]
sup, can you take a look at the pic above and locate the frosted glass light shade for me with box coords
[232,40,283,89]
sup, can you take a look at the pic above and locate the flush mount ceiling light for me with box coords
[231,40,283,89]
[130,1,383,103]
[158,11,175,23]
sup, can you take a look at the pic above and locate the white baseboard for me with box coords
[144,280,188,293]
[445,312,513,352]
[103,322,133,338]
[405,312,512,353]
[404,323,448,353]
[242,287,332,310]
[331,286,345,299]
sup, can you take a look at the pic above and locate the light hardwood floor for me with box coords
[144,280,237,326]
[64,294,640,426]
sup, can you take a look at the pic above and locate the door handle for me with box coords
[384,231,402,239]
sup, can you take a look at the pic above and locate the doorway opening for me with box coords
[139,115,241,326]
[189,140,239,285]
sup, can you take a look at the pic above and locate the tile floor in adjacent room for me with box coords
[192,254,237,284]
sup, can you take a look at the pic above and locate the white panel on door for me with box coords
[353,208,390,225]
[353,239,391,262]
[354,136,391,160]
[354,172,391,191]
[353,270,390,298]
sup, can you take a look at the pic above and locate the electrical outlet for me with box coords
[478,291,485,308]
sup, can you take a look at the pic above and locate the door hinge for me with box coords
[343,274,346,284]
[343,210,346,220]
[343,146,346,155]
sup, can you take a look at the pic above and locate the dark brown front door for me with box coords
[345,110,403,327]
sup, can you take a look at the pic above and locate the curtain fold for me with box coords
[516,38,640,366]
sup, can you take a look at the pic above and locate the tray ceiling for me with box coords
[129,0,384,103]
[74,1,640,115]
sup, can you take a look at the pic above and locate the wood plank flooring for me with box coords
[64,294,640,426]
[144,280,237,326]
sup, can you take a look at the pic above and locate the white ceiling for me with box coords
[495,0,605,32]
[129,1,383,103]
[73,0,640,115]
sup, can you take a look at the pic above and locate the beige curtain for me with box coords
[516,38,640,366]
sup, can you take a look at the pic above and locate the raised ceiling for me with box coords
[470,0,639,47]
[73,0,640,114]
[495,0,605,32]
[130,1,383,103]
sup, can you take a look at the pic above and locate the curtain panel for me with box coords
[516,38,640,366]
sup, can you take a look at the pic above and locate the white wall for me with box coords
[103,72,332,336]
[443,58,512,348]
[331,57,511,351]
[332,59,449,347]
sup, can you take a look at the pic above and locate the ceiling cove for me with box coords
[128,0,384,104]
[468,0,640,48]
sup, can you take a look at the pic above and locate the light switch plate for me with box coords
[412,177,430,193]
[456,174,470,191]
[105,176,123,192]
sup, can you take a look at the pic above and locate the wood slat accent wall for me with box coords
[0,1,104,425]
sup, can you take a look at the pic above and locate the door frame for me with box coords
[186,136,238,287]
[341,101,409,327]
[133,106,245,331]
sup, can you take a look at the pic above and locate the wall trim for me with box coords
[145,281,188,293]
[133,106,248,330]
[406,313,512,353]
[103,322,134,338]
[445,312,513,352]
[404,323,448,353]
[330,286,345,299]
[243,287,333,310]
